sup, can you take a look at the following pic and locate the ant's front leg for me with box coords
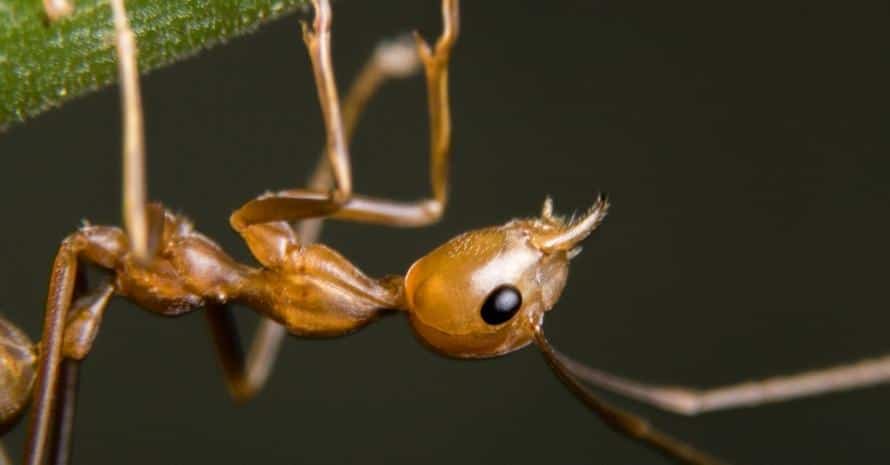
[231,0,459,230]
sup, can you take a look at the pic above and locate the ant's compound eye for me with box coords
[480,285,523,325]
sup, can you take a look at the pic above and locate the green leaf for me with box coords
[0,0,309,127]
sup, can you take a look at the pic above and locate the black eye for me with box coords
[480,285,523,325]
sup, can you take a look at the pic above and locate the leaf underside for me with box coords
[0,0,310,128]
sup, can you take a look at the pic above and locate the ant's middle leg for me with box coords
[230,0,459,230]
[212,0,456,404]
[299,33,423,242]
[111,0,152,263]
[32,0,156,452]
[228,0,353,231]
[45,0,152,262]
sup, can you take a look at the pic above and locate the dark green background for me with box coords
[1,1,888,464]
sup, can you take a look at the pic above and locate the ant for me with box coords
[2,1,889,464]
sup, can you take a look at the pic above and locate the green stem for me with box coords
[0,0,309,128]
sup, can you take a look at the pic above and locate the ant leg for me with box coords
[43,282,114,465]
[230,0,352,230]
[109,0,151,262]
[299,34,422,241]
[202,223,324,402]
[45,0,154,261]
[220,0,456,401]
[555,351,890,415]
[238,37,423,399]
[24,232,123,465]
[305,0,352,200]
[232,0,459,229]
[62,283,115,362]
[25,282,115,465]
[331,0,460,226]
[24,238,85,465]
[204,304,259,402]
[47,360,79,465]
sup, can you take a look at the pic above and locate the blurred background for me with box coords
[1,0,888,464]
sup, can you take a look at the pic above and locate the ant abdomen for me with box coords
[0,315,36,429]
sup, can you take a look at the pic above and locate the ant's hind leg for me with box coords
[28,2,157,449]
[232,0,459,229]
[24,239,82,465]
[23,232,122,465]
[42,282,115,465]
[47,359,79,465]
[204,303,270,402]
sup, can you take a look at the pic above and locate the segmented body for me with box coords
[78,206,403,335]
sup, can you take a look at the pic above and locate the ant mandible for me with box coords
[3,1,890,465]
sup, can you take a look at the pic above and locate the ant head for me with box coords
[404,196,608,358]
